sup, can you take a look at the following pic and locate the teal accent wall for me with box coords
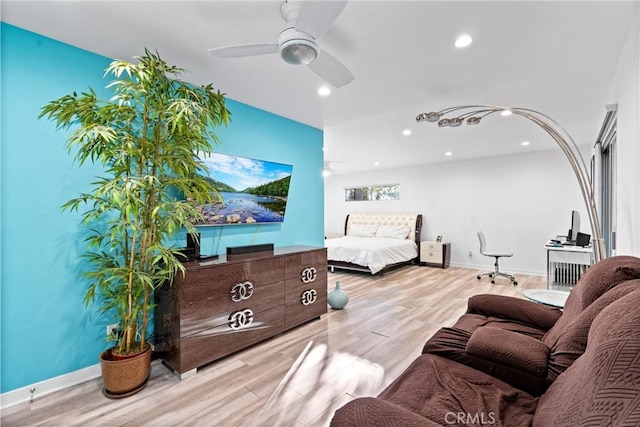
[0,23,324,394]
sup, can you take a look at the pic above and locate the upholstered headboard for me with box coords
[344,213,423,243]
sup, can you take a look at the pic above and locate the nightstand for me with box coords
[420,241,451,268]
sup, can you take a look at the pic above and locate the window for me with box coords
[592,105,617,257]
[345,184,400,201]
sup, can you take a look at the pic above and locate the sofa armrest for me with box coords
[466,326,550,377]
[467,294,563,330]
[330,397,441,427]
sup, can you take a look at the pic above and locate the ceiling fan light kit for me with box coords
[278,27,318,65]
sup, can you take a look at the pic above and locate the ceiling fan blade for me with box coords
[208,43,278,58]
[309,49,354,88]
[295,1,347,39]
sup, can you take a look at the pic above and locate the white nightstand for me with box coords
[420,241,451,268]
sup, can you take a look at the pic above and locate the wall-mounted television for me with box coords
[193,152,293,226]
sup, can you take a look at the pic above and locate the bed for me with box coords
[325,213,422,274]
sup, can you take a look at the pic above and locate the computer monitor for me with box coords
[568,210,580,242]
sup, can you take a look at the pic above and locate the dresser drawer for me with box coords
[284,249,328,280]
[182,257,284,294]
[176,305,285,373]
[285,288,327,329]
[421,244,443,263]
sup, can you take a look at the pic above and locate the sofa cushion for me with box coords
[467,326,550,377]
[377,354,538,426]
[533,288,640,426]
[424,327,550,396]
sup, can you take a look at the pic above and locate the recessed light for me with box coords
[318,86,331,97]
[402,129,412,136]
[445,151,453,157]
[521,141,530,146]
[374,161,380,166]
[455,34,473,48]
[501,110,512,117]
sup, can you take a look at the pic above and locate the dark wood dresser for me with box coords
[155,245,327,378]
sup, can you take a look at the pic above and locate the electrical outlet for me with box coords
[468,251,473,257]
[107,323,119,336]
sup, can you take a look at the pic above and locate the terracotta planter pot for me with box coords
[100,343,152,398]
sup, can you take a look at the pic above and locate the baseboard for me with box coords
[0,363,101,409]
[451,262,545,277]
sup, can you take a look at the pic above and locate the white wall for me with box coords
[607,10,640,256]
[325,150,586,276]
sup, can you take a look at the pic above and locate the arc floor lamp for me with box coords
[416,105,605,263]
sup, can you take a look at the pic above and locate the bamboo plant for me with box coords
[41,50,230,356]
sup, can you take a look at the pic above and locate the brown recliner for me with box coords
[423,256,640,395]
[441,255,640,337]
[430,279,640,396]
[330,287,640,427]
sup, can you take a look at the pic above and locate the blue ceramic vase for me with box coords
[327,281,349,309]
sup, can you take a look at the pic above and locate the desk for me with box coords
[522,289,570,309]
[545,245,594,289]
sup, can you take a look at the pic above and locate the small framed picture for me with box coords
[436,235,443,242]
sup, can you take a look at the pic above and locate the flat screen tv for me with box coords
[193,152,293,226]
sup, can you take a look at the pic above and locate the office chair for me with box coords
[476,231,518,285]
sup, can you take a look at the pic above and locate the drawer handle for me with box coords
[228,309,254,330]
[230,281,254,302]
[301,267,317,284]
[301,289,317,306]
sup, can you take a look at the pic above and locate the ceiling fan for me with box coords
[208,1,354,89]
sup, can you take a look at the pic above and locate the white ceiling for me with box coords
[3,1,637,173]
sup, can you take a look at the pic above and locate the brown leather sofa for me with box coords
[330,256,640,426]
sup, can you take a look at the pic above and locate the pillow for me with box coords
[348,224,378,237]
[376,225,410,240]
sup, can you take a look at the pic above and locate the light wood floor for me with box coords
[2,265,546,427]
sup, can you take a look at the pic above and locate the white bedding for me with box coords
[324,236,418,274]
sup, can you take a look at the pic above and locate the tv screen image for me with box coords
[192,152,293,226]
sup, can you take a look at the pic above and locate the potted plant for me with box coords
[40,50,230,397]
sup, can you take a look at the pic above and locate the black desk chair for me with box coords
[476,231,518,285]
